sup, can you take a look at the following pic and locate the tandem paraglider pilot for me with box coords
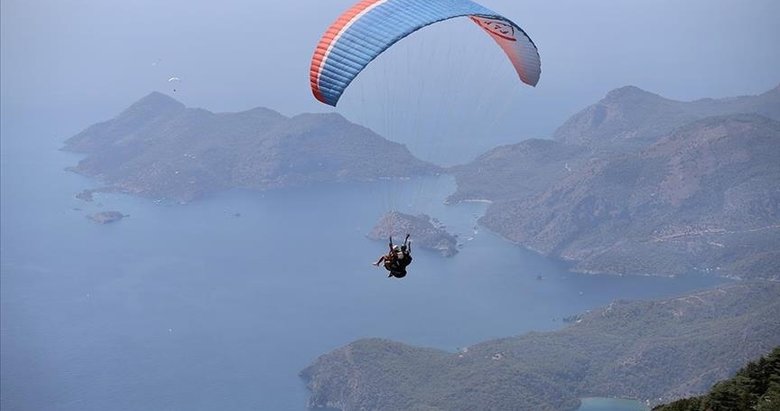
[373,234,413,278]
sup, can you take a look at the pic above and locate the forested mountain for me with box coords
[302,282,780,411]
[653,347,779,411]
[450,86,780,280]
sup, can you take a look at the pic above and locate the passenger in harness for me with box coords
[373,234,413,278]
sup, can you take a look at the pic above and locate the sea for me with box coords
[0,116,724,411]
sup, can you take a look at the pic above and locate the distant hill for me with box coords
[301,282,780,411]
[63,92,439,202]
[653,347,779,411]
[449,85,780,280]
[446,138,583,204]
[553,84,780,153]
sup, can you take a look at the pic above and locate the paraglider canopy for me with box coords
[167,77,181,93]
[310,0,541,106]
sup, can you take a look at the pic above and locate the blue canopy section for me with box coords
[311,0,541,106]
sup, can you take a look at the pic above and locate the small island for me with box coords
[367,211,458,257]
[87,211,127,224]
[75,189,95,202]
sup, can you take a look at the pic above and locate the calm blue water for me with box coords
[1,121,723,411]
[578,398,650,411]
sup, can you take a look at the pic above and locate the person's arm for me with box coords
[404,234,411,253]
[388,236,394,252]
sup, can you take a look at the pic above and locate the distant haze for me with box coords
[2,2,778,410]
[2,0,779,144]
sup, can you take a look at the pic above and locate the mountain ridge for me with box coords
[63,93,440,203]
[481,113,780,280]
[552,84,780,152]
[450,85,780,280]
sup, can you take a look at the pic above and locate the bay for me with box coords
[1,123,723,411]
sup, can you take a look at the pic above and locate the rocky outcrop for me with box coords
[367,212,458,257]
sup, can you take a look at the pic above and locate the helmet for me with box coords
[393,245,401,251]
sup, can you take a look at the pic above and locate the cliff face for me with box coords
[301,282,780,411]
[63,93,440,202]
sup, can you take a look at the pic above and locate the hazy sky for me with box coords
[2,0,779,141]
